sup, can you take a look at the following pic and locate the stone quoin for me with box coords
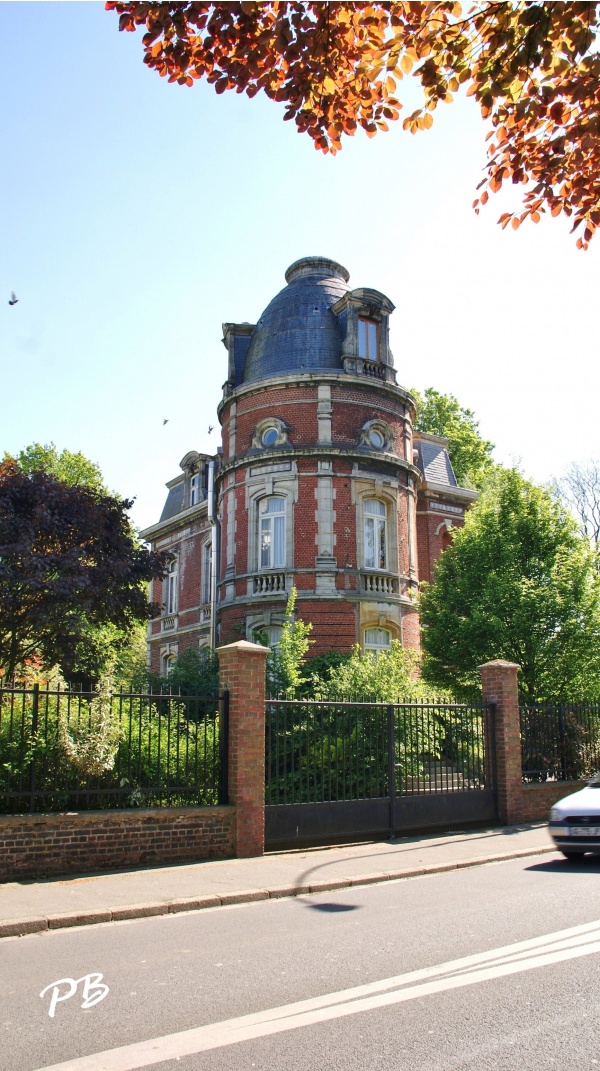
[141,256,477,674]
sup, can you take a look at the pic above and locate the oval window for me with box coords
[368,428,385,449]
[261,427,279,447]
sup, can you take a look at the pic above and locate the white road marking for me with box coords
[35,919,600,1071]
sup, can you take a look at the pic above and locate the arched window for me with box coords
[364,628,392,652]
[253,624,283,648]
[161,652,176,678]
[259,496,286,569]
[265,625,282,648]
[364,499,387,570]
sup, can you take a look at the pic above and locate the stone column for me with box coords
[479,659,523,825]
[217,640,269,857]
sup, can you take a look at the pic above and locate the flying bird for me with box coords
[208,425,214,434]
[8,292,18,306]
[163,419,169,426]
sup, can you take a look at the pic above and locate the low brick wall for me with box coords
[0,806,235,881]
[518,781,584,824]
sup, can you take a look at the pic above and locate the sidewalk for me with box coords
[0,823,556,938]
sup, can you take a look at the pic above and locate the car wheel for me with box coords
[561,850,586,860]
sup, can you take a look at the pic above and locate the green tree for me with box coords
[419,467,600,702]
[255,588,313,695]
[313,641,429,701]
[411,387,495,489]
[7,442,106,493]
[0,459,167,683]
[154,646,219,696]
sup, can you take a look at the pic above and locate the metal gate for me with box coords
[265,697,497,850]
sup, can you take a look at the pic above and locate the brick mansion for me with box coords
[141,256,476,676]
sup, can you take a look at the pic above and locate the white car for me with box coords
[549,774,600,858]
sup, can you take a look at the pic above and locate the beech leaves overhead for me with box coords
[106,1,600,246]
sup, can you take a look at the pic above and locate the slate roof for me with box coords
[414,439,458,486]
[242,256,350,383]
[159,480,185,522]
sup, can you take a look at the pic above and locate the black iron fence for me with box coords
[0,683,229,813]
[265,697,492,806]
[520,702,600,782]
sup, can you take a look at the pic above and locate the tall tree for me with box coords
[411,387,495,488]
[0,460,167,682]
[5,445,154,687]
[107,2,600,246]
[419,467,600,702]
[7,443,106,494]
[553,460,600,552]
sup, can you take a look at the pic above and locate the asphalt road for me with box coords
[2,851,600,1071]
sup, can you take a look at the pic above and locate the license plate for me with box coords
[568,826,600,837]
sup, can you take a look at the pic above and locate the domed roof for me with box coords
[242,256,350,384]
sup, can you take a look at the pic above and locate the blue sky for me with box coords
[2,2,598,531]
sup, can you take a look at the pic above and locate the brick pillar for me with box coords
[217,640,268,858]
[479,660,523,825]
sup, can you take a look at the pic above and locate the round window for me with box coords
[261,427,279,447]
[368,428,385,449]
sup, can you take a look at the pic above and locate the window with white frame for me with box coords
[190,472,200,506]
[358,318,379,361]
[164,557,178,614]
[253,624,283,648]
[364,627,392,652]
[201,541,212,605]
[364,499,387,570]
[161,652,176,677]
[265,625,282,648]
[259,496,286,570]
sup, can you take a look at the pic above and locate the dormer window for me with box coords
[358,318,378,361]
[190,473,200,505]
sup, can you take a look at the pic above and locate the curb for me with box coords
[0,844,556,939]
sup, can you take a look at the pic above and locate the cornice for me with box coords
[420,481,479,503]
[140,501,208,542]
[214,444,421,485]
[217,371,417,421]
